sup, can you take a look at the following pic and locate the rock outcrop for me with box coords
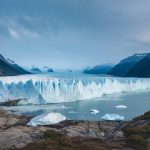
[0,108,150,149]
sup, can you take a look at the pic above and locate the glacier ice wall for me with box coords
[0,75,150,104]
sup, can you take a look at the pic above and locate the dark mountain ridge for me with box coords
[109,53,147,77]
[0,54,30,76]
[83,64,113,74]
[126,53,150,77]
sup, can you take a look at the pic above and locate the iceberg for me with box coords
[90,109,100,115]
[102,114,124,121]
[27,112,66,126]
[0,74,150,104]
[115,105,127,109]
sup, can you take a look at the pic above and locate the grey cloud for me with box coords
[0,0,150,68]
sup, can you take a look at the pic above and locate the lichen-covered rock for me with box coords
[0,129,32,149]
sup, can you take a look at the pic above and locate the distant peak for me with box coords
[43,66,49,69]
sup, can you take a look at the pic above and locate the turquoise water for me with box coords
[4,90,150,121]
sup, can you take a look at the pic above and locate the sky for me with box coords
[0,0,150,69]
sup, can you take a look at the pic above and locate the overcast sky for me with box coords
[0,0,150,69]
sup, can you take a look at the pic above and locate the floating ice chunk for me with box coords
[102,114,124,121]
[90,109,100,115]
[27,113,66,126]
[115,105,127,109]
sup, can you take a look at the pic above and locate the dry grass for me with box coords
[20,130,123,150]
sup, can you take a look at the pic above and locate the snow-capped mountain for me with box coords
[25,66,54,74]
[7,58,16,64]
[42,66,54,73]
[0,54,30,76]
[126,53,150,77]
[83,64,113,74]
[109,53,147,77]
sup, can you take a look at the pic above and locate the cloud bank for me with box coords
[0,0,150,69]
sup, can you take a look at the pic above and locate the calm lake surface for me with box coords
[4,90,150,121]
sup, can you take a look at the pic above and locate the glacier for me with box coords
[0,74,150,104]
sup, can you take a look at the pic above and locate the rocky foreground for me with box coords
[0,108,150,150]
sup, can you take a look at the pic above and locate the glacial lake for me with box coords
[3,90,150,121]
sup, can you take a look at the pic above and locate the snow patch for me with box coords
[102,114,124,121]
[27,113,66,126]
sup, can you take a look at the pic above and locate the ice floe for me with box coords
[102,114,124,121]
[90,109,100,115]
[27,112,66,126]
[115,105,127,109]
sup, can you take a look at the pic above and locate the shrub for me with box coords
[127,135,147,150]
[44,130,64,139]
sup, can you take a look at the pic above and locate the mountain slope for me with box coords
[26,66,54,74]
[109,53,147,77]
[83,65,113,74]
[7,58,31,75]
[126,53,150,77]
[0,54,30,76]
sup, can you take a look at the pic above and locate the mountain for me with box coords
[83,65,113,74]
[126,53,150,77]
[42,66,54,73]
[26,66,54,74]
[30,67,42,73]
[109,53,147,77]
[47,68,54,72]
[0,54,30,76]
[7,58,30,75]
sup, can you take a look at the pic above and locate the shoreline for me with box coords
[0,108,150,149]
